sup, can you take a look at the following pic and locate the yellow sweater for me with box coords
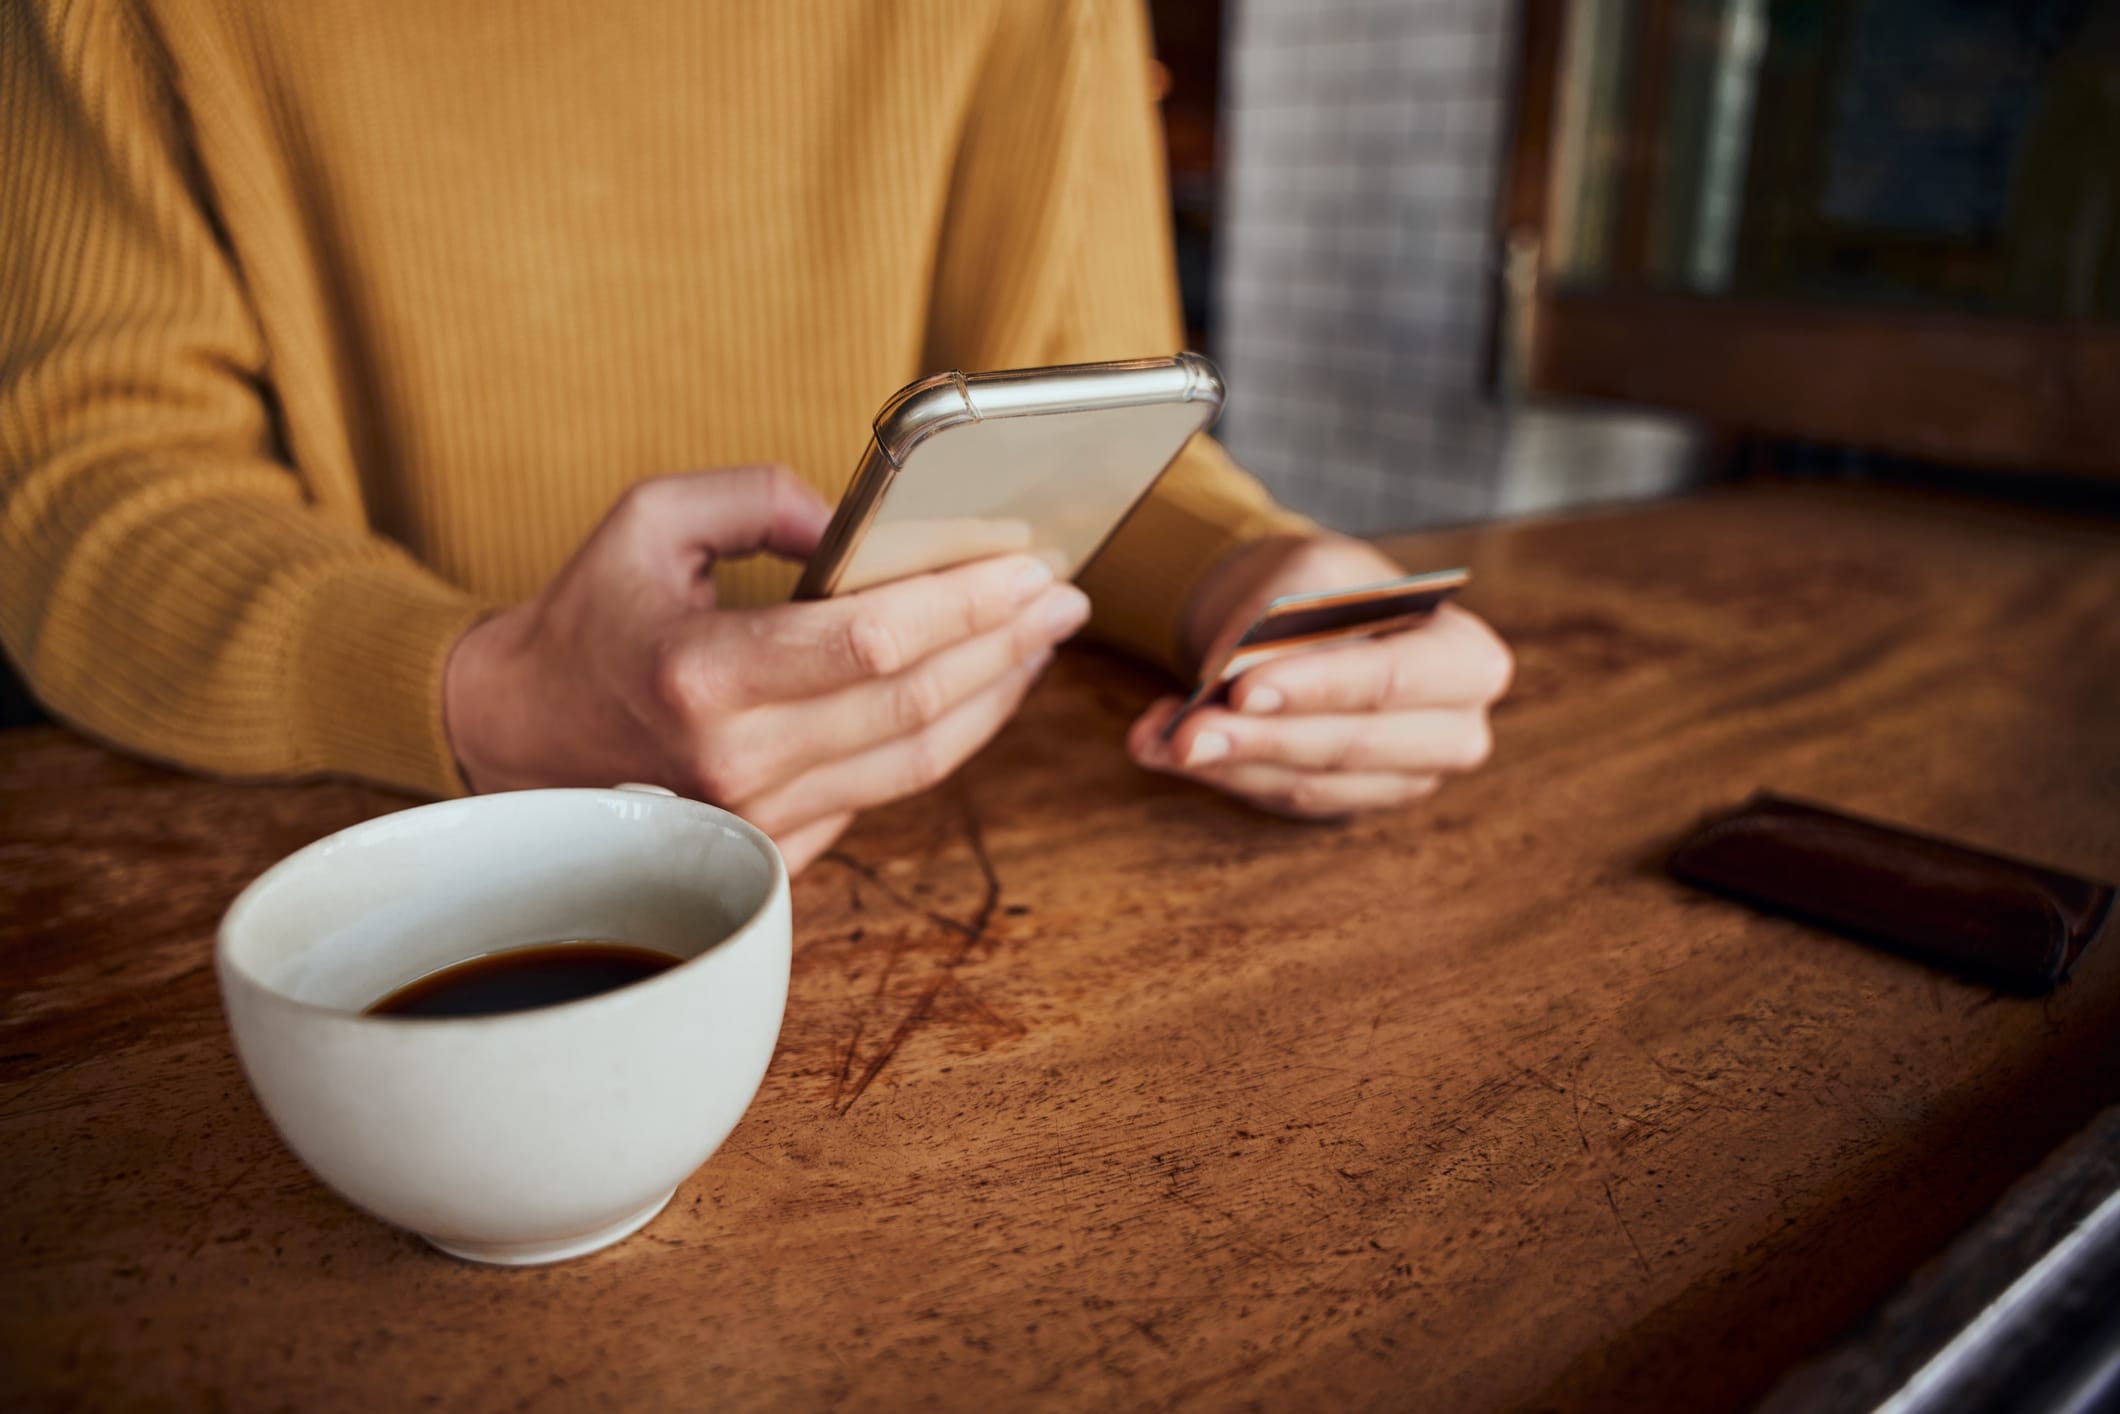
[0,0,1301,798]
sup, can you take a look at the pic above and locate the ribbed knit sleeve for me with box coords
[0,2,485,797]
[922,0,1312,673]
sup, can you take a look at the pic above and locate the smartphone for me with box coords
[1163,568,1469,736]
[794,354,1225,599]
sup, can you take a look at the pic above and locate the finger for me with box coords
[1227,604,1513,715]
[1159,762,1442,819]
[740,653,1046,834]
[1162,706,1492,775]
[772,811,855,877]
[724,554,1074,703]
[614,465,834,565]
[1126,697,1187,764]
[710,585,1088,797]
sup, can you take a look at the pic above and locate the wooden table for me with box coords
[4,482,2116,1411]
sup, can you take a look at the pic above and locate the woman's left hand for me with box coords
[1128,534,1512,818]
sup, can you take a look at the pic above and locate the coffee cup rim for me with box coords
[217,787,787,1028]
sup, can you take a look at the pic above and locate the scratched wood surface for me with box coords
[3,482,2117,1412]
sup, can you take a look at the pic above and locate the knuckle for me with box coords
[948,581,988,639]
[1477,634,1516,702]
[751,461,800,511]
[1451,714,1494,771]
[741,800,792,838]
[842,611,905,677]
[1326,724,1363,772]
[1285,775,1344,818]
[686,744,753,804]
[900,729,950,795]
[1375,647,1410,707]
[682,755,728,803]
[617,472,676,519]
[1011,605,1056,656]
[889,665,950,732]
[650,639,706,721]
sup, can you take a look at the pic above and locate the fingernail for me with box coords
[1012,558,1055,602]
[1042,586,1091,638]
[1185,731,1230,767]
[1242,686,1285,715]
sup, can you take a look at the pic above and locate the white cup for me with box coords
[216,786,790,1265]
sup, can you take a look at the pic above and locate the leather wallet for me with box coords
[1668,793,2114,995]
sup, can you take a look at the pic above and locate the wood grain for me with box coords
[3,483,2117,1411]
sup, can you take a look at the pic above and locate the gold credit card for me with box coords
[1163,568,1469,736]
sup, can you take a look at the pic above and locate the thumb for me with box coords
[626,464,834,564]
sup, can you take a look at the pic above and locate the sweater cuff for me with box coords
[1078,491,1315,677]
[289,564,491,799]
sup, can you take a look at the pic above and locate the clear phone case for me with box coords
[795,354,1225,598]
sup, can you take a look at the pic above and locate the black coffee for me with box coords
[366,941,680,1018]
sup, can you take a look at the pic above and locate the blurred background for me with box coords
[1149,0,2120,532]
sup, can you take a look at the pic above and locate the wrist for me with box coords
[1180,533,1407,667]
[1179,533,1315,667]
[441,606,535,795]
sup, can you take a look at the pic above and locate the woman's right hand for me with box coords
[441,465,1088,872]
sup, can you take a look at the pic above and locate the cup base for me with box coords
[420,1188,678,1266]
